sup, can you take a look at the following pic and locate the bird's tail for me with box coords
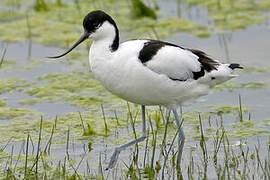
[198,63,243,87]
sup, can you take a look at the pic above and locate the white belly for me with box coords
[90,57,210,108]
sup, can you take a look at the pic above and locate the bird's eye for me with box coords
[211,77,216,80]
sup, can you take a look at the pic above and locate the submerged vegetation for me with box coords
[24,72,108,107]
[0,107,40,120]
[0,78,29,94]
[0,105,269,179]
[131,0,157,19]
[0,0,269,179]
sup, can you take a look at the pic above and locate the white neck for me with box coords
[89,21,118,61]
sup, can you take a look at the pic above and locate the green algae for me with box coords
[262,119,270,126]
[228,118,269,138]
[0,103,145,145]
[256,0,270,10]
[22,71,125,108]
[19,99,40,105]
[208,105,248,116]
[0,119,51,143]
[64,50,89,60]
[33,0,48,12]
[231,121,254,128]
[0,78,29,94]
[68,95,106,107]
[131,0,157,19]
[156,18,210,38]
[0,11,81,47]
[0,10,25,22]
[214,83,238,91]
[83,123,96,136]
[0,107,126,143]
[211,11,265,31]
[214,81,267,91]
[192,29,211,38]
[230,128,269,138]
[182,110,211,125]
[24,59,43,70]
[180,105,269,140]
[0,20,30,42]
[189,117,269,140]
[241,82,266,89]
[243,66,269,74]
[0,100,6,107]
[0,59,17,73]
[0,151,9,167]
[2,0,21,7]
[0,107,41,120]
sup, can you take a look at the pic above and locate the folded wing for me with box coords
[138,40,219,81]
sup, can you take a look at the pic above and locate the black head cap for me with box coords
[83,10,119,51]
[83,10,115,33]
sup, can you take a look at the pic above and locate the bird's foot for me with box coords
[106,148,120,170]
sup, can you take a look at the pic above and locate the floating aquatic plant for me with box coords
[131,0,157,19]
[0,107,41,120]
[0,78,29,94]
[33,0,48,12]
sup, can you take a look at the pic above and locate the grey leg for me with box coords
[172,109,185,166]
[106,105,147,170]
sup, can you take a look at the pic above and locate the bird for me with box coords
[48,10,243,170]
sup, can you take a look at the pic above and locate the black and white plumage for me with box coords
[138,40,219,81]
[49,10,243,169]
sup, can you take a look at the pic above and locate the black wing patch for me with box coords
[138,41,164,63]
[138,40,184,63]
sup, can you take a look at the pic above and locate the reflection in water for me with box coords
[26,13,32,60]
[266,17,270,27]
[27,40,32,60]
[177,0,181,18]
[218,33,232,62]
[0,43,8,68]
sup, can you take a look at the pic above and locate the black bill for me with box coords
[47,32,89,58]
